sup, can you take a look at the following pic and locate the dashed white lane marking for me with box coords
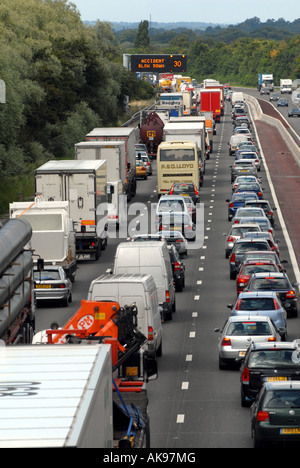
[186,354,193,361]
[194,296,200,301]
[192,312,198,317]
[181,382,189,390]
[177,414,185,424]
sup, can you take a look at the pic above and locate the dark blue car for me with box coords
[226,192,258,221]
[234,182,264,199]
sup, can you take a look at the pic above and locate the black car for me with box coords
[239,342,300,407]
[229,239,271,280]
[233,116,251,129]
[168,244,185,292]
[269,93,280,102]
[288,108,300,117]
[245,271,298,317]
[251,380,300,447]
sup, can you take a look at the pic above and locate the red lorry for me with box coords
[200,89,221,123]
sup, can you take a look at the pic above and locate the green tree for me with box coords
[134,20,150,50]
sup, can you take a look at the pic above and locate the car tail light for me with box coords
[242,366,250,382]
[268,336,276,342]
[227,236,235,242]
[235,299,241,310]
[148,326,154,341]
[194,187,199,196]
[169,187,174,194]
[58,284,66,289]
[256,411,269,422]
[286,290,296,298]
[229,202,234,208]
[234,219,240,224]
[273,299,280,310]
[176,238,183,243]
[184,224,192,230]
[230,253,236,264]
[174,261,181,272]
[221,337,231,346]
[268,210,273,217]
[166,290,170,302]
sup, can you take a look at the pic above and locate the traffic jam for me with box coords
[1,72,300,449]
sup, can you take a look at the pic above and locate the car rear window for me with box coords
[251,277,290,290]
[227,321,271,336]
[235,242,269,252]
[264,390,300,408]
[231,226,259,236]
[238,298,276,311]
[248,349,299,369]
[243,264,277,275]
[34,270,60,280]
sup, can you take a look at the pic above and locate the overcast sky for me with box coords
[69,0,300,24]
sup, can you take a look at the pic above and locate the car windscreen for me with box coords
[248,350,299,369]
[159,149,195,161]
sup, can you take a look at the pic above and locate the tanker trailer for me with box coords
[139,112,164,159]
[0,218,35,345]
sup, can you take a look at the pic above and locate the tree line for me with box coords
[0,0,154,214]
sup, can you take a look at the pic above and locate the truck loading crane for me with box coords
[33,299,157,448]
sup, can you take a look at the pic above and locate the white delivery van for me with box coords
[229,134,253,155]
[113,241,176,321]
[88,273,163,357]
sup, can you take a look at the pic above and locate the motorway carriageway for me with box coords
[35,96,300,449]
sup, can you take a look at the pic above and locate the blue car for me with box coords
[277,98,288,107]
[226,192,258,221]
[234,182,264,199]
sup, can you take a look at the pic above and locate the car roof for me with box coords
[265,381,300,391]
[243,259,276,265]
[249,342,298,351]
[235,238,269,244]
[249,271,287,278]
[238,290,280,298]
[227,315,272,323]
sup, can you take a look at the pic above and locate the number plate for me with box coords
[35,284,52,289]
[280,428,300,434]
[239,351,246,357]
[265,376,287,382]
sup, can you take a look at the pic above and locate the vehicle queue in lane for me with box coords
[215,90,300,447]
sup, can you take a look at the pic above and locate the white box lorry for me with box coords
[88,273,163,357]
[75,140,127,229]
[169,115,212,158]
[35,160,108,260]
[280,79,292,94]
[9,198,77,282]
[163,121,206,185]
[85,127,137,201]
[0,344,113,448]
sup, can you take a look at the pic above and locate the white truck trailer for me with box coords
[75,140,126,229]
[9,198,77,282]
[35,160,108,260]
[280,79,292,94]
[0,344,113,448]
[85,127,137,201]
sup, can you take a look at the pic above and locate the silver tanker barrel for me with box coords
[0,218,33,344]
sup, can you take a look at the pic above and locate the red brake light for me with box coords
[242,367,249,382]
[273,299,280,310]
[194,187,199,196]
[174,261,181,271]
[59,284,66,289]
[166,290,170,302]
[148,326,154,341]
[268,336,276,342]
[258,192,262,197]
[230,253,236,264]
[235,299,241,310]
[221,337,231,346]
[227,236,235,242]
[257,411,269,422]
[286,290,295,298]
[229,202,234,208]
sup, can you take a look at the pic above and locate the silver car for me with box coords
[34,266,72,307]
[232,207,266,223]
[231,160,258,182]
[215,315,282,369]
[237,151,261,171]
[159,230,188,256]
[224,223,262,258]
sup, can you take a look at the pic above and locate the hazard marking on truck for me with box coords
[81,220,95,226]
[147,131,156,138]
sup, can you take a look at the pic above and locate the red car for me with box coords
[236,260,279,295]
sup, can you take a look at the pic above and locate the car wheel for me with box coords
[219,357,227,370]
[68,292,72,303]
[62,297,68,307]
[156,341,162,358]
[241,388,250,407]
[230,270,236,280]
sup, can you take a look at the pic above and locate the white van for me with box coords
[113,241,176,321]
[87,273,163,357]
[229,134,253,155]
